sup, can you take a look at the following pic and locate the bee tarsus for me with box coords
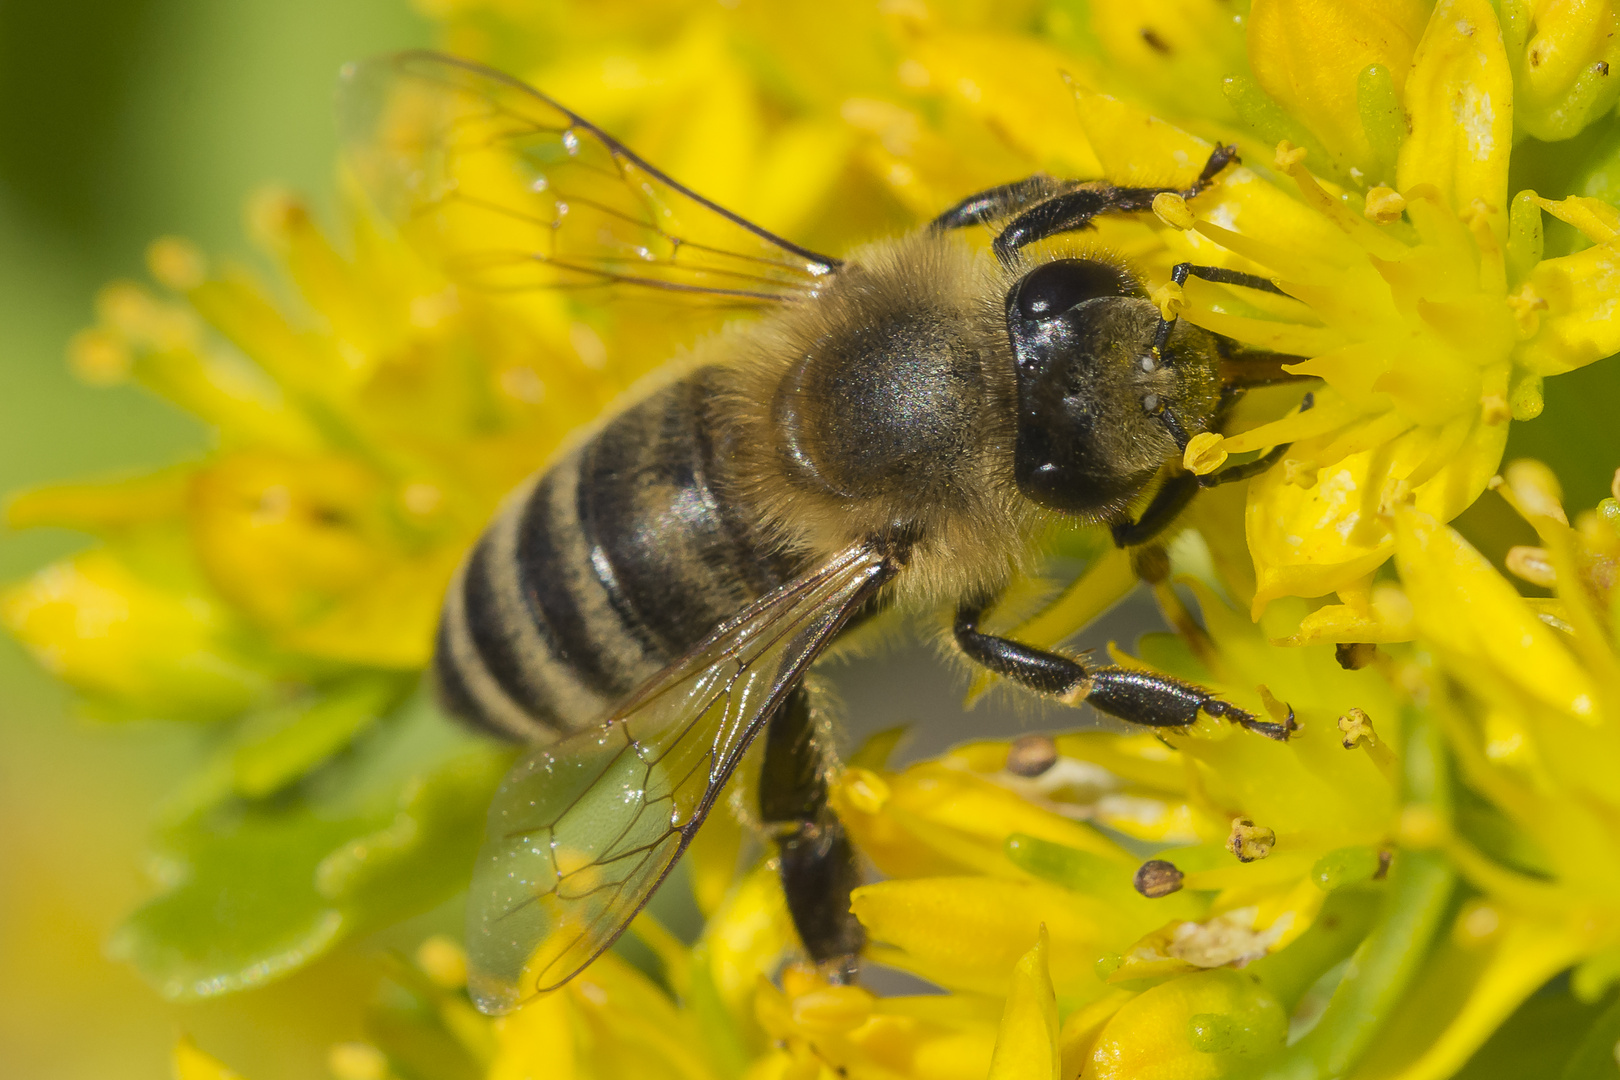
[1150,261,1291,357]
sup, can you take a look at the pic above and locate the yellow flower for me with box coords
[5,191,625,696]
[1283,468,1620,1080]
[793,519,1429,1077]
[1150,2,1616,630]
[10,0,1620,1075]
[1500,0,1620,141]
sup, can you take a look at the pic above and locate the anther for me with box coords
[1131,544,1171,584]
[1152,191,1195,230]
[147,236,208,291]
[1339,707,1377,748]
[1005,734,1059,777]
[1183,432,1227,476]
[1503,460,1568,524]
[1363,186,1406,224]
[1227,818,1276,862]
[1341,708,1399,781]
[1505,545,1557,588]
[1335,642,1377,670]
[1134,859,1185,897]
[1283,458,1319,488]
[1274,140,1307,170]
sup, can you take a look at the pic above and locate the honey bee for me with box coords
[339,51,1308,1014]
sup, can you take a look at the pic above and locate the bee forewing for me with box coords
[465,541,891,1014]
[337,50,839,303]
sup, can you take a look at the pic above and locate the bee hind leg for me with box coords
[953,601,1296,740]
[759,683,864,983]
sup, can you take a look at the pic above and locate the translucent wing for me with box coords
[465,542,892,1014]
[338,50,840,302]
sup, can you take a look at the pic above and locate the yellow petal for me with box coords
[833,760,1133,881]
[0,550,266,720]
[1248,407,1506,612]
[1275,600,1415,645]
[686,792,747,918]
[490,987,577,1080]
[1393,505,1599,719]
[1396,0,1514,225]
[174,1038,247,1080]
[1517,241,1620,375]
[6,468,190,533]
[1070,91,1215,188]
[697,865,797,1018]
[1084,969,1287,1080]
[906,31,1099,176]
[1057,990,1133,1078]
[1354,915,1589,1080]
[986,928,1060,1080]
[850,876,1112,996]
[187,451,457,667]
[1247,0,1430,175]
[1084,0,1249,122]
[1501,0,1620,140]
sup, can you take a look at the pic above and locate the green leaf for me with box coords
[1561,992,1620,1080]
[365,967,489,1080]
[317,747,510,924]
[110,690,511,999]
[1446,984,1615,1079]
[231,673,412,797]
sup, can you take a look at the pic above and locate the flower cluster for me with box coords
[8,0,1620,1077]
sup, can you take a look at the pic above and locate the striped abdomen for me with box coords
[434,367,800,741]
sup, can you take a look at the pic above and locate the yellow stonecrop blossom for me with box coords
[3,192,641,712]
[10,1,1620,1079]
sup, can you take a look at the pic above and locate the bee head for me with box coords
[1004,257,1222,515]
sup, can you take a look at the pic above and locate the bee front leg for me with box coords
[759,683,864,983]
[1110,472,1200,549]
[992,145,1239,263]
[953,602,1296,740]
[929,175,1073,232]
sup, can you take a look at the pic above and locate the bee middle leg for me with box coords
[759,683,864,983]
[953,600,1296,740]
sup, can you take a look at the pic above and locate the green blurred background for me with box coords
[3,3,1619,1078]
[0,3,428,1078]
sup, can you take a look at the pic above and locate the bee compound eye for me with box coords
[1013,258,1128,323]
